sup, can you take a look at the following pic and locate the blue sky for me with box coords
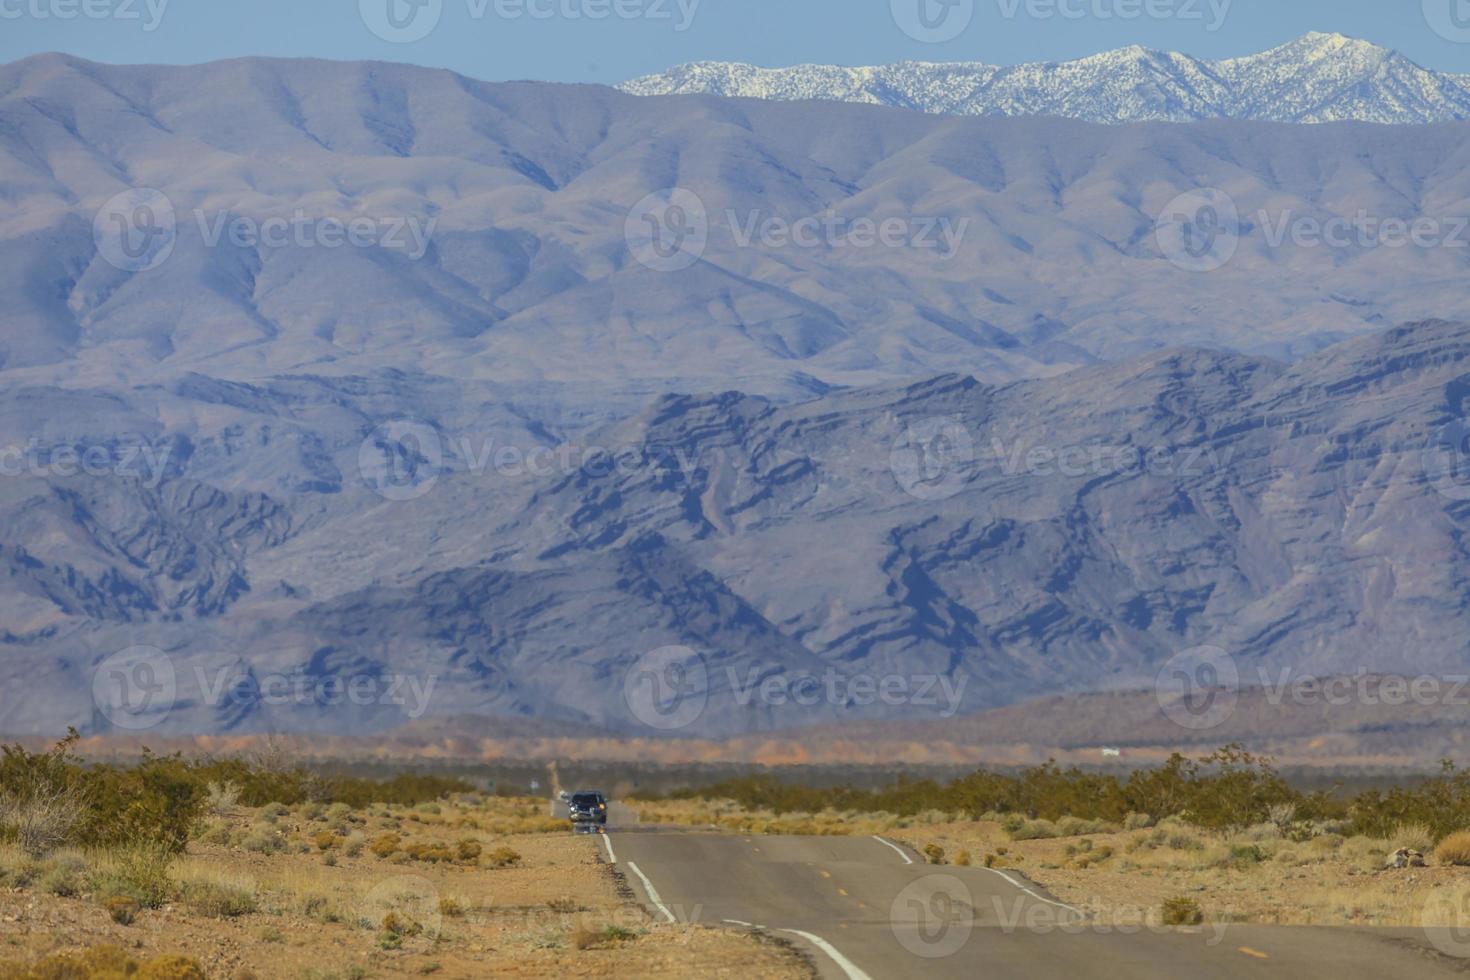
[3,0,1470,83]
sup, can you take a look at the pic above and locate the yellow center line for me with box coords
[837,888,849,897]
[1238,947,1269,960]
[819,870,832,879]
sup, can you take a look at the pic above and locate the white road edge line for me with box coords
[625,861,676,923]
[722,918,755,927]
[872,834,914,864]
[779,928,877,980]
[602,834,616,864]
[983,867,1085,917]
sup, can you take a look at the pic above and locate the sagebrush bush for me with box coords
[1435,831,1470,866]
[0,945,206,980]
[1389,821,1435,854]
[178,876,258,918]
[89,845,175,909]
[1161,896,1204,926]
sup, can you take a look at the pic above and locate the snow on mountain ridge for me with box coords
[619,33,1470,125]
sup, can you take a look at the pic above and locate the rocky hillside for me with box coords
[2,321,1467,737]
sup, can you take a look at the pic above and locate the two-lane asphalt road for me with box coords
[603,829,1469,979]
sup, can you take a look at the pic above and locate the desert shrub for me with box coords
[1389,821,1435,855]
[954,850,972,866]
[1123,812,1153,831]
[485,845,522,868]
[456,839,482,862]
[573,923,640,950]
[370,833,402,858]
[381,910,423,937]
[1008,819,1058,841]
[0,946,206,980]
[178,876,258,918]
[1435,831,1470,866]
[344,833,366,857]
[37,853,87,897]
[1160,897,1204,926]
[105,895,141,924]
[313,831,342,851]
[405,841,454,863]
[89,845,174,908]
[0,737,85,855]
[439,897,464,917]
[205,781,242,815]
[922,843,945,865]
[242,827,286,854]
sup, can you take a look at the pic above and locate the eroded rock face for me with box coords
[1,321,1468,738]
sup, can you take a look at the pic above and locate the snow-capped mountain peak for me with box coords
[618,34,1470,125]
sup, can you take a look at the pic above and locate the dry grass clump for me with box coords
[173,864,259,918]
[571,923,641,950]
[1434,830,1470,866]
[1388,822,1435,855]
[1160,896,1204,926]
[0,946,207,979]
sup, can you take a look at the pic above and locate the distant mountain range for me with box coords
[620,33,1470,125]
[3,55,1470,741]
[4,320,1469,737]
[7,54,1470,401]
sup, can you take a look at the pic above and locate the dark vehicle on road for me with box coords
[568,791,607,825]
